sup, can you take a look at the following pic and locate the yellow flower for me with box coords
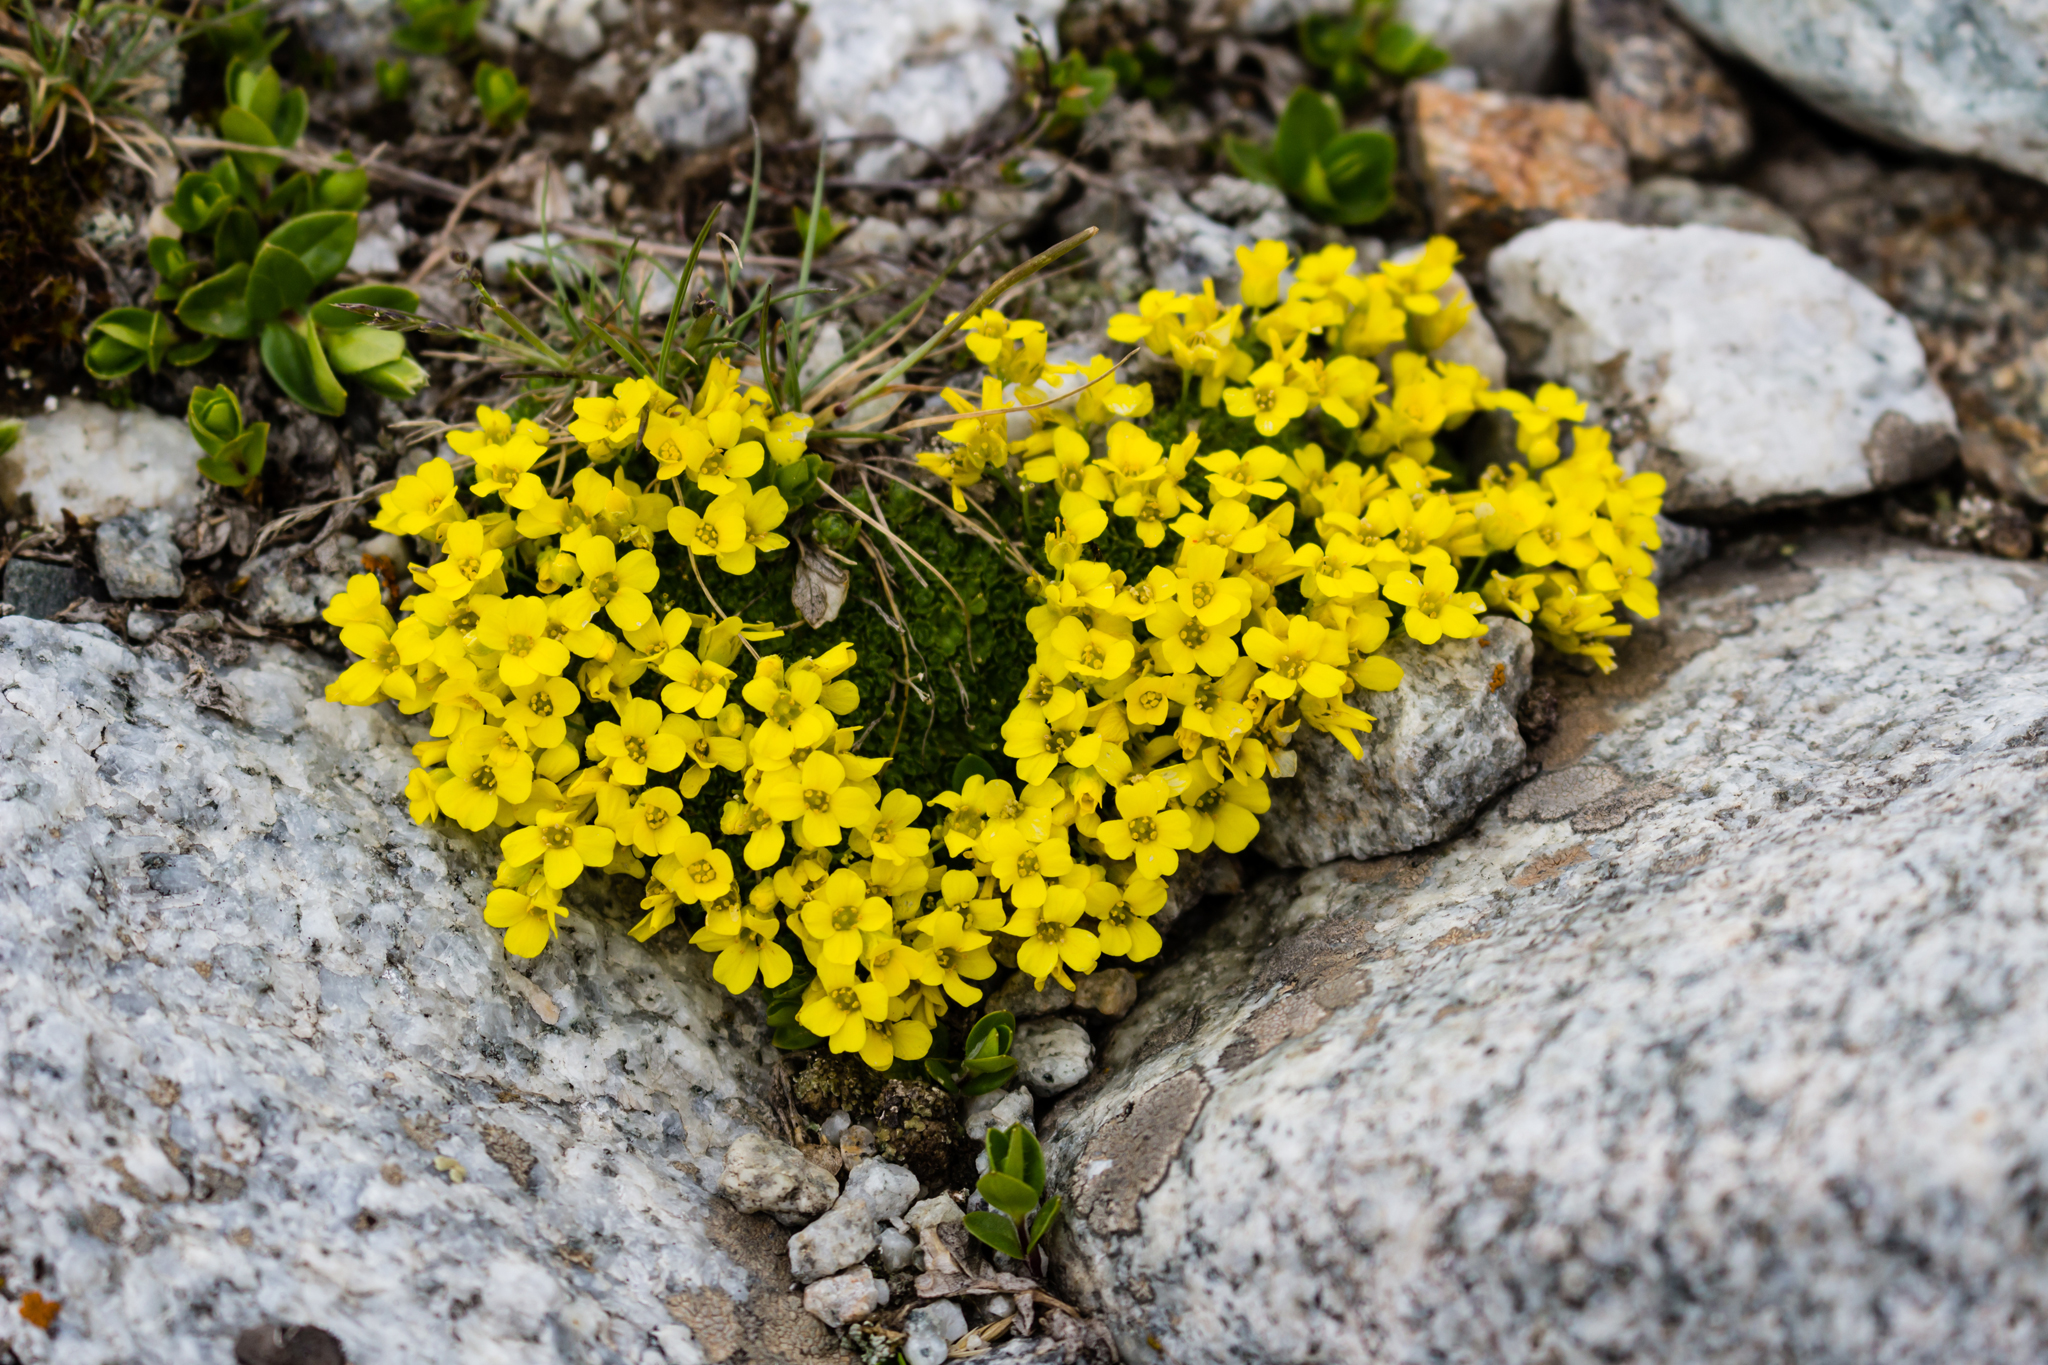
[372,458,464,538]
[424,520,505,600]
[1242,613,1348,700]
[619,787,687,858]
[1235,239,1293,309]
[662,828,737,904]
[501,812,617,889]
[691,906,793,993]
[1223,359,1313,437]
[485,886,564,958]
[323,573,394,632]
[1147,602,1240,677]
[983,823,1075,908]
[589,698,688,786]
[1382,559,1489,645]
[758,750,877,848]
[1005,884,1101,989]
[716,484,790,575]
[476,596,572,687]
[795,961,890,1053]
[437,726,534,831]
[1092,880,1163,961]
[853,788,930,869]
[1093,778,1194,879]
[569,536,659,632]
[911,910,996,1005]
[1181,769,1269,853]
[1106,290,1189,355]
[326,621,417,706]
[504,675,579,750]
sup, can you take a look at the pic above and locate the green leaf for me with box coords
[1016,1125,1047,1194]
[265,212,359,285]
[168,171,232,233]
[213,206,261,270]
[1025,1194,1063,1254]
[187,383,245,456]
[317,160,371,212]
[265,172,313,222]
[977,1171,1041,1222]
[148,236,194,287]
[962,1211,1024,1261]
[349,351,428,402]
[310,284,421,329]
[964,1010,1014,1058]
[773,1022,825,1050]
[1298,12,1358,68]
[167,335,222,367]
[1223,135,1277,187]
[1374,21,1448,78]
[925,1057,963,1095]
[376,57,412,103]
[176,264,255,339]
[1316,129,1398,225]
[959,1066,1017,1096]
[83,308,174,379]
[272,86,309,148]
[1274,86,1342,189]
[320,324,406,374]
[984,1125,1012,1171]
[197,423,269,489]
[247,243,315,323]
[218,103,281,179]
[951,754,1000,788]
[260,316,348,416]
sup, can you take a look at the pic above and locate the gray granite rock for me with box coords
[633,32,757,153]
[788,1200,881,1283]
[718,1132,840,1225]
[802,1264,886,1327]
[841,1159,920,1222]
[986,971,1076,1018]
[1014,1018,1095,1098]
[0,619,845,1363]
[1571,0,1751,174]
[1256,618,1532,867]
[1488,221,1958,515]
[965,1090,1036,1143]
[237,537,358,628]
[1,557,92,620]
[1621,174,1813,246]
[1045,534,2048,1365]
[95,507,186,600]
[1668,0,2048,186]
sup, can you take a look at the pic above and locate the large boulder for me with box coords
[1667,0,2048,186]
[0,620,837,1364]
[1044,534,2048,1364]
[1488,221,1957,516]
[2,399,206,526]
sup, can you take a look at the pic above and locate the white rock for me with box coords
[2,399,205,525]
[0,620,798,1359]
[909,1299,970,1343]
[903,1326,948,1365]
[717,1132,839,1224]
[347,199,411,276]
[1669,0,2048,186]
[795,0,1065,181]
[1487,221,1958,515]
[965,1088,1035,1141]
[840,1158,920,1222]
[1256,620,1531,867]
[788,1199,881,1282]
[906,1193,967,1229]
[1013,1018,1093,1098]
[1141,192,1259,302]
[802,1265,886,1328]
[1232,0,1563,91]
[1188,175,1289,225]
[1048,536,2048,1364]
[493,0,604,59]
[877,1225,920,1272]
[633,32,757,153]
[94,508,185,601]
[237,536,359,628]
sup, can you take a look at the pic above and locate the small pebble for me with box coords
[906,1194,965,1230]
[802,1265,887,1328]
[965,1089,1034,1142]
[902,1326,947,1365]
[821,1110,852,1143]
[983,1294,1014,1322]
[1073,968,1137,1019]
[839,1123,876,1163]
[908,1300,969,1344]
[878,1226,920,1273]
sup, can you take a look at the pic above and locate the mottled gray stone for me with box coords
[788,1200,880,1283]
[1,558,92,620]
[1668,0,2048,185]
[986,971,1075,1018]
[1,398,205,525]
[802,1264,885,1327]
[906,1193,965,1229]
[878,1225,920,1272]
[1014,1018,1094,1098]
[1073,968,1137,1019]
[910,1299,970,1343]
[965,1090,1036,1142]
[841,1159,920,1222]
[0,620,833,1363]
[1256,618,1532,867]
[1571,0,1751,174]
[718,1132,839,1225]
[1489,222,1958,515]
[1623,175,1813,246]
[95,507,185,600]
[633,32,757,153]
[1045,535,2048,1365]
[237,537,358,628]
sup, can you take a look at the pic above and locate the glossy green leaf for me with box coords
[959,1066,1016,1096]
[213,206,261,270]
[167,171,231,233]
[261,317,348,416]
[176,264,255,339]
[1317,129,1398,224]
[167,335,222,367]
[1223,135,1277,186]
[352,353,429,401]
[197,423,269,489]
[1015,1125,1046,1193]
[772,1022,824,1050]
[1374,21,1447,77]
[148,236,194,286]
[265,212,359,285]
[962,1211,1023,1261]
[1025,1195,1063,1254]
[83,308,173,379]
[925,1057,963,1095]
[317,161,370,212]
[272,87,308,148]
[247,243,315,323]
[1274,87,1341,189]
[321,324,406,373]
[265,172,313,222]
[187,384,245,456]
[218,104,281,178]
[951,754,1000,788]
[977,1171,1041,1222]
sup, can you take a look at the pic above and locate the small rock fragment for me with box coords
[964,1089,1035,1142]
[718,1132,838,1224]
[839,1123,876,1164]
[2,559,93,620]
[987,972,1075,1018]
[788,1199,881,1283]
[1570,0,1750,175]
[1013,1019,1094,1098]
[633,32,756,152]
[238,539,357,628]
[909,1299,970,1344]
[903,1325,947,1365]
[906,1194,966,1229]
[1622,176,1811,246]
[840,1159,920,1222]
[1403,83,1629,247]
[96,509,185,601]
[2,399,206,525]
[878,1226,920,1272]
[1073,969,1138,1019]
[801,1264,886,1328]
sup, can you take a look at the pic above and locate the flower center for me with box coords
[1128,815,1158,843]
[804,788,833,813]
[688,858,719,885]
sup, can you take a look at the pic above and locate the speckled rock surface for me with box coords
[0,620,842,1365]
[1489,221,1958,515]
[1570,0,1751,175]
[1044,534,2048,1364]
[1,400,206,526]
[1255,618,1531,867]
[1404,84,1631,248]
[1668,0,2048,186]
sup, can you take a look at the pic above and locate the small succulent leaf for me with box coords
[959,1064,1016,1096]
[187,384,244,456]
[962,1211,1024,1261]
[168,172,231,233]
[343,351,430,401]
[247,243,315,323]
[148,237,193,285]
[1222,135,1278,187]
[83,309,168,379]
[318,324,406,374]
[977,1171,1041,1223]
[260,317,348,416]
[218,104,280,176]
[265,212,359,285]
[1016,1126,1047,1195]
[950,754,1000,788]
[197,424,269,489]
[166,335,222,367]
[176,264,255,338]
[213,206,261,269]
[1320,129,1397,201]
[265,172,313,222]
[1274,86,1341,188]
[925,1057,963,1095]
[273,86,309,148]
[317,162,370,212]
[1374,21,1448,77]
[1026,1194,1063,1254]
[984,1125,1011,1170]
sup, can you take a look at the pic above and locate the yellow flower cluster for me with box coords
[322,235,1662,1073]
